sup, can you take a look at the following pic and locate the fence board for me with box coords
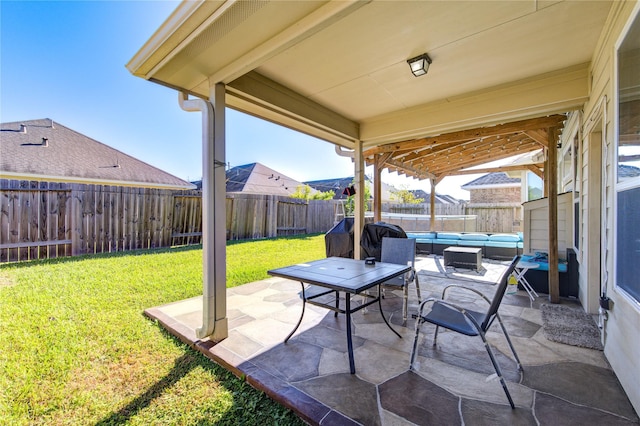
[1,179,525,263]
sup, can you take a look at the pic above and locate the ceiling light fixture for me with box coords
[407,53,432,77]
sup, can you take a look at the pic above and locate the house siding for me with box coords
[580,1,640,414]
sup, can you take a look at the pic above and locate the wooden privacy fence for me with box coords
[225,193,335,240]
[1,179,520,263]
[0,180,337,262]
[384,203,522,233]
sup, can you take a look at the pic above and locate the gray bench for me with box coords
[443,246,482,271]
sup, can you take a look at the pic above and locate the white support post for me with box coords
[354,140,364,260]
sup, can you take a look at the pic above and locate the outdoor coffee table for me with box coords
[268,257,410,374]
[443,246,482,271]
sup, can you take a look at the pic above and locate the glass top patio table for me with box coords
[268,257,410,373]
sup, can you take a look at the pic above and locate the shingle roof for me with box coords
[304,177,357,199]
[0,119,194,189]
[461,172,521,188]
[409,189,462,204]
[194,162,307,195]
[230,163,305,195]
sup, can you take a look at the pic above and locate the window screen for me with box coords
[617,186,640,302]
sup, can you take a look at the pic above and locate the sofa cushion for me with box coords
[459,233,489,241]
[521,254,568,272]
[406,232,436,239]
[485,241,518,248]
[433,239,460,246]
[488,233,521,242]
[436,232,461,240]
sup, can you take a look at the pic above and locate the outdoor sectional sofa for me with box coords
[406,231,524,260]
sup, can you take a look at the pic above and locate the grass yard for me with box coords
[0,234,326,425]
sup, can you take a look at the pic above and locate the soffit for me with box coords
[128,0,611,153]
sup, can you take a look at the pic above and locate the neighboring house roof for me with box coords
[304,177,359,200]
[461,172,521,190]
[0,118,194,189]
[191,162,306,195]
[409,189,462,205]
[305,176,398,201]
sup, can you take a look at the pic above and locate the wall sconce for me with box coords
[407,53,432,77]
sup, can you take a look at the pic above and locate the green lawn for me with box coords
[0,234,325,425]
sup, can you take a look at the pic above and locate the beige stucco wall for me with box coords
[579,1,640,414]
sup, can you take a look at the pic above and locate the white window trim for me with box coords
[613,1,640,309]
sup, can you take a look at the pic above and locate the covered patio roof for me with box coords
[127,0,610,151]
[126,0,614,337]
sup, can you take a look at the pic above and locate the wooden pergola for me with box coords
[364,114,567,302]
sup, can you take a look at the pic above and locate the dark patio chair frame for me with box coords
[409,255,522,408]
[380,237,421,325]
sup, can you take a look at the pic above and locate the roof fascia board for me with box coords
[127,0,220,78]
[0,172,196,190]
[360,63,590,146]
[227,71,359,143]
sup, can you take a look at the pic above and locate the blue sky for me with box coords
[1,1,475,199]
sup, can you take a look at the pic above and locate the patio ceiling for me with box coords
[127,0,612,176]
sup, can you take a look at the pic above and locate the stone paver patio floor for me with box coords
[146,255,639,425]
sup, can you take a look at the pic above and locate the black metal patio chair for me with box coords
[380,237,421,324]
[409,255,522,408]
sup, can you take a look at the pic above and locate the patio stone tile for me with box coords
[218,329,265,359]
[240,361,332,425]
[529,330,610,368]
[520,307,543,325]
[234,298,285,318]
[227,312,256,330]
[499,335,566,366]
[410,356,533,408]
[269,303,328,327]
[268,277,302,292]
[296,373,381,426]
[233,317,292,348]
[352,322,414,353]
[534,392,639,425]
[352,340,410,384]
[296,324,365,353]
[414,330,521,382]
[492,315,541,339]
[174,309,203,328]
[230,279,272,295]
[461,398,537,426]
[318,347,351,375]
[522,362,639,421]
[496,303,525,317]
[379,409,416,426]
[379,370,461,425]
[264,291,300,303]
[319,410,362,426]
[501,294,540,308]
[250,340,323,382]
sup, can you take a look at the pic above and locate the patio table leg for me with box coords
[377,284,402,338]
[284,281,307,343]
[345,295,355,374]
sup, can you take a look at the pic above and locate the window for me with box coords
[526,172,543,201]
[616,7,640,304]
